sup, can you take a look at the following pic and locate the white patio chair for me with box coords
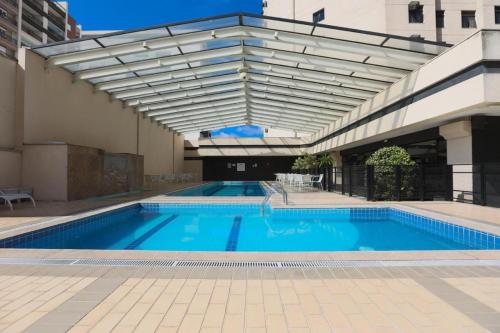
[0,189,36,211]
[304,174,324,191]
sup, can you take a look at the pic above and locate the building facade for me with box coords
[0,0,80,58]
[262,0,500,44]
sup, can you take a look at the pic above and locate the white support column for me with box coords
[439,120,473,202]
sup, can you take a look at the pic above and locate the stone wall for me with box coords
[102,153,143,196]
[25,144,144,201]
[67,145,104,201]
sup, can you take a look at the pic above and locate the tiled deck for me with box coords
[0,264,499,332]
[0,185,499,331]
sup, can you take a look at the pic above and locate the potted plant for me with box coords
[318,153,335,191]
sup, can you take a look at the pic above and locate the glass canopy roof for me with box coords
[32,13,451,134]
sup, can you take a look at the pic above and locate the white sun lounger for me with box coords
[0,189,36,211]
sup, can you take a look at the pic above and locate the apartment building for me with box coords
[0,0,80,58]
[262,0,500,44]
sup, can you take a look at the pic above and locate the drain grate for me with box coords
[74,259,177,267]
[0,257,499,268]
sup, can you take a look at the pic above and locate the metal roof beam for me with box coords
[138,90,245,112]
[146,97,246,117]
[113,73,241,100]
[153,105,247,121]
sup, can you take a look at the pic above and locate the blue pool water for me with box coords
[1,205,498,251]
[170,182,265,196]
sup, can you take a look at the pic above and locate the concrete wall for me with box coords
[0,56,16,149]
[188,137,306,157]
[22,144,68,201]
[20,49,184,177]
[0,55,21,188]
[0,151,21,188]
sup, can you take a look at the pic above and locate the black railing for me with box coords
[331,163,500,208]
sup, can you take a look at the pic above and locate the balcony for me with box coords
[22,12,43,31]
[0,11,18,29]
[23,0,44,15]
[47,25,64,41]
[0,29,16,44]
[3,0,18,10]
[47,12,65,31]
[47,0,66,18]
[21,23,42,42]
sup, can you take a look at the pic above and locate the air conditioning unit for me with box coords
[408,1,421,10]
[410,34,424,41]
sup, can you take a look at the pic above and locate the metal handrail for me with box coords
[280,182,288,205]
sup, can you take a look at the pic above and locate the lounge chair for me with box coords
[0,189,36,211]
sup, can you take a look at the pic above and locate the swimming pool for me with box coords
[1,204,498,251]
[170,181,265,196]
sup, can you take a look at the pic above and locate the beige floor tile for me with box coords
[298,294,322,315]
[226,294,245,314]
[187,293,211,314]
[263,294,283,314]
[245,303,266,328]
[265,314,288,333]
[178,314,204,333]
[134,313,164,333]
[283,304,308,328]
[210,286,230,304]
[306,314,332,333]
[160,303,189,327]
[222,314,244,333]
[279,287,300,305]
[321,303,353,330]
[202,304,226,328]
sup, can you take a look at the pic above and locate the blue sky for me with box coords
[67,0,261,30]
[211,125,263,138]
[67,0,263,138]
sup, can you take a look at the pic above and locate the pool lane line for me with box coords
[243,185,249,196]
[125,214,179,250]
[225,216,242,251]
[203,184,224,196]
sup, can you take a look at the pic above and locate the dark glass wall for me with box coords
[472,116,500,207]
[202,156,297,181]
[341,128,447,166]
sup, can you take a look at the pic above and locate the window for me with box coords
[313,9,325,23]
[495,6,500,24]
[436,10,445,28]
[461,11,477,28]
[408,1,424,23]
[0,27,6,38]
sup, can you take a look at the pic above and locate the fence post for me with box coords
[395,165,401,201]
[419,165,425,201]
[348,165,353,197]
[480,163,487,206]
[366,165,374,201]
[341,167,345,195]
[444,164,453,201]
[333,167,337,192]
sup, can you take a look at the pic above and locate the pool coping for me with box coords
[0,194,499,264]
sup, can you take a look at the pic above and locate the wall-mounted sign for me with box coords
[237,163,246,172]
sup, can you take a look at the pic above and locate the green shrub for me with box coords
[366,146,415,166]
[366,146,416,200]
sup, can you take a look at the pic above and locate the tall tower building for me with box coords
[0,0,80,59]
[262,0,500,44]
